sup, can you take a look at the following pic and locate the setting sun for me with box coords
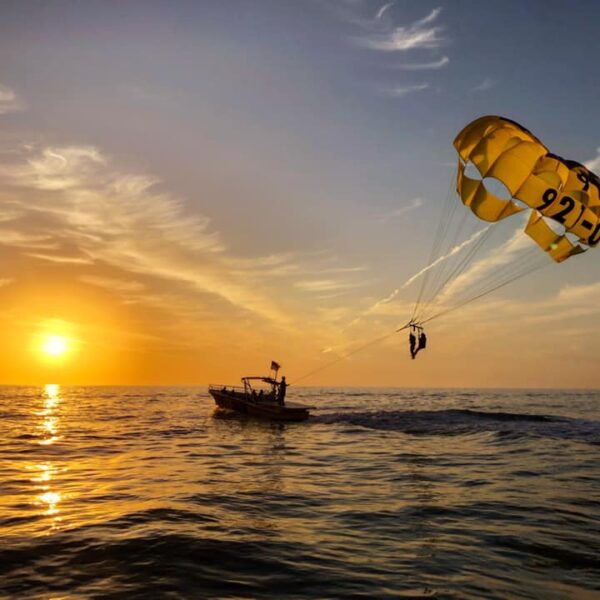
[41,335,69,358]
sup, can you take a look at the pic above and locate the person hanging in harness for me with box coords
[409,329,417,359]
[416,330,427,357]
[409,323,427,359]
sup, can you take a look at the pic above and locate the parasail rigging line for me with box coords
[417,195,473,314]
[419,241,545,325]
[410,187,553,326]
[290,324,411,385]
[441,243,545,307]
[290,248,547,386]
[416,222,494,323]
[420,254,550,326]
[411,176,456,321]
[292,115,599,385]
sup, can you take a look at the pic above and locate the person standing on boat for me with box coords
[278,376,288,405]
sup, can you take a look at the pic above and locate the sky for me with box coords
[1,0,600,387]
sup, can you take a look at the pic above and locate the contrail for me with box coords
[400,226,489,291]
[349,225,489,327]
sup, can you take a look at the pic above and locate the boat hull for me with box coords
[209,389,310,422]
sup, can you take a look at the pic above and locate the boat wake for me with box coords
[314,408,600,444]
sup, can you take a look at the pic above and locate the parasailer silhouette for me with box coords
[418,331,427,353]
[288,116,600,384]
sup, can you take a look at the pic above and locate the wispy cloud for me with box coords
[375,1,395,20]
[585,148,600,172]
[471,78,497,92]
[383,83,429,97]
[438,279,600,339]
[0,230,58,250]
[25,252,94,265]
[295,279,362,293]
[380,197,423,221]
[0,146,108,191]
[0,143,298,326]
[547,282,600,320]
[226,252,367,285]
[80,275,146,294]
[360,7,445,52]
[329,4,449,98]
[0,208,23,223]
[0,85,23,115]
[0,140,370,337]
[396,56,449,70]
[435,225,535,305]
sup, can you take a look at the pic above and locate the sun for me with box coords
[41,335,69,358]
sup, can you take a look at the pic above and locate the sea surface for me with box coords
[1,386,599,599]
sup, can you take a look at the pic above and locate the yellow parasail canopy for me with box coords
[454,115,600,262]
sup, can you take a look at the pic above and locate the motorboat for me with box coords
[208,370,312,422]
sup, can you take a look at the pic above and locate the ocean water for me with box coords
[1,386,598,599]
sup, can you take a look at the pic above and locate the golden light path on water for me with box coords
[29,384,64,530]
[11,385,230,539]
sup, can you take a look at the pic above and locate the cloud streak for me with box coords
[471,78,497,92]
[26,252,94,265]
[80,275,146,294]
[0,85,23,115]
[585,148,600,172]
[383,83,429,97]
[295,279,363,293]
[360,7,445,52]
[396,56,449,70]
[380,197,423,221]
[0,140,370,337]
[0,143,297,326]
[375,2,395,20]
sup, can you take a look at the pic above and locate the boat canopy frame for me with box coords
[208,371,285,401]
[240,376,282,396]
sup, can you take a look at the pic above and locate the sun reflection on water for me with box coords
[45,383,60,407]
[37,383,63,445]
[27,462,64,528]
[30,462,53,484]
[38,491,61,516]
[28,384,65,530]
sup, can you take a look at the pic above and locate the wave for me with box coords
[2,506,598,599]
[0,529,392,599]
[313,408,600,444]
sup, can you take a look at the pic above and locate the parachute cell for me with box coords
[524,211,585,262]
[457,161,524,222]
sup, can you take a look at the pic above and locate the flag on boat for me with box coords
[271,360,281,371]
